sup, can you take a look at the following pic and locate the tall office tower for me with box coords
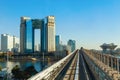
[20,17,33,53]
[20,16,55,53]
[67,39,76,52]
[1,34,13,52]
[46,16,55,52]
[55,35,61,51]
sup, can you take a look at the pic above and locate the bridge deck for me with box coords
[28,49,120,80]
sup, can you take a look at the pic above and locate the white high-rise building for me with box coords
[1,34,13,52]
[12,36,20,52]
[34,44,40,52]
[1,34,19,52]
[46,16,56,52]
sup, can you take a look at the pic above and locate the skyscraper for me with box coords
[20,16,55,53]
[46,16,56,52]
[67,39,76,52]
[55,35,61,51]
[20,17,34,53]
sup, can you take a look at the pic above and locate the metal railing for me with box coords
[83,49,120,80]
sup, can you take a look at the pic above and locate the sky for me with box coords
[0,0,120,50]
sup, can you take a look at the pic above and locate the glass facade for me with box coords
[67,40,76,52]
[41,20,46,52]
[56,35,60,51]
[25,20,34,53]
[20,16,55,53]
[56,35,60,46]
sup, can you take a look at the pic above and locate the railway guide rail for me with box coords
[28,50,78,80]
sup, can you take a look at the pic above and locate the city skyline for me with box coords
[0,0,120,50]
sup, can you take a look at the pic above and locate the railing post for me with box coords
[105,55,107,65]
[102,54,103,63]
[104,55,106,65]
[100,54,101,61]
[104,55,105,64]
[98,54,100,61]
[115,58,116,70]
[111,56,113,70]
[107,55,109,67]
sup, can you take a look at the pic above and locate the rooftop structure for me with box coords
[100,43,117,54]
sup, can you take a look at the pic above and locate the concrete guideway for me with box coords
[63,50,79,80]
[28,50,79,80]
[80,53,89,80]
[79,49,96,80]
[28,49,101,80]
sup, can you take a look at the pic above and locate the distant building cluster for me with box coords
[0,15,76,54]
[55,35,76,54]
[1,34,19,53]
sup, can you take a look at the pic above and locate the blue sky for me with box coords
[0,0,120,50]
